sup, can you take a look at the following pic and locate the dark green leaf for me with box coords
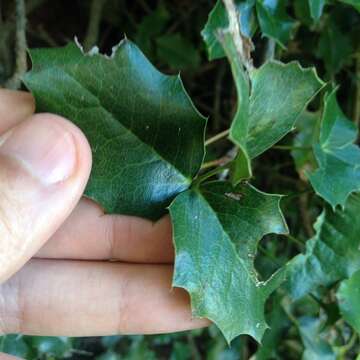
[307,90,360,208]
[256,0,297,48]
[23,40,206,220]
[254,295,291,359]
[201,0,257,61]
[0,335,30,358]
[134,3,170,58]
[286,193,360,299]
[316,19,353,75]
[246,61,324,158]
[169,181,288,343]
[336,269,360,333]
[156,33,201,69]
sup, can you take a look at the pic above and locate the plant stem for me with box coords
[222,0,253,72]
[193,163,231,187]
[201,156,230,170]
[5,0,27,90]
[205,129,230,146]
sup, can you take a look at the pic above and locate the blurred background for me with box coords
[0,0,360,358]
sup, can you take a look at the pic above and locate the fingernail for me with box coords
[0,117,76,185]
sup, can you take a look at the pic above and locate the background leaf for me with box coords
[308,90,360,208]
[201,0,257,60]
[286,193,360,299]
[337,269,360,334]
[256,0,297,48]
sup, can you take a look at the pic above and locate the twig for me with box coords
[222,0,254,72]
[264,38,275,62]
[83,0,107,51]
[5,0,27,90]
[205,129,230,146]
[201,155,232,170]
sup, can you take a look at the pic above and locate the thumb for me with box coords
[0,113,92,283]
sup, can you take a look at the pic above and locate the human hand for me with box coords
[0,89,208,339]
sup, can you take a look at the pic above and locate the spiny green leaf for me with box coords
[336,269,360,333]
[201,0,257,61]
[308,0,327,20]
[256,0,297,48]
[23,40,206,220]
[286,193,360,300]
[169,181,288,343]
[307,89,360,209]
[246,61,324,159]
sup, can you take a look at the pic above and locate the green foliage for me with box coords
[24,40,206,220]
[2,0,360,358]
[287,193,360,299]
[308,90,360,208]
[337,269,360,334]
[170,182,288,343]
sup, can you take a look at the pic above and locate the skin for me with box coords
[0,89,208,359]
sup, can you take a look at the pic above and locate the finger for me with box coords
[0,114,91,283]
[0,89,34,133]
[0,259,209,336]
[37,198,174,263]
[0,353,22,360]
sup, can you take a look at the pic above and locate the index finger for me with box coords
[0,89,35,133]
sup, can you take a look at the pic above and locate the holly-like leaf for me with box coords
[307,90,360,209]
[308,0,327,20]
[316,19,353,76]
[169,181,288,343]
[201,0,257,60]
[286,193,360,300]
[339,0,360,12]
[245,61,324,159]
[23,40,206,220]
[336,269,360,333]
[256,0,297,48]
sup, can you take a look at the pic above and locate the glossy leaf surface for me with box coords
[24,40,206,219]
[169,181,288,343]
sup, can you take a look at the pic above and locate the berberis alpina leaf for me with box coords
[24,40,206,220]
